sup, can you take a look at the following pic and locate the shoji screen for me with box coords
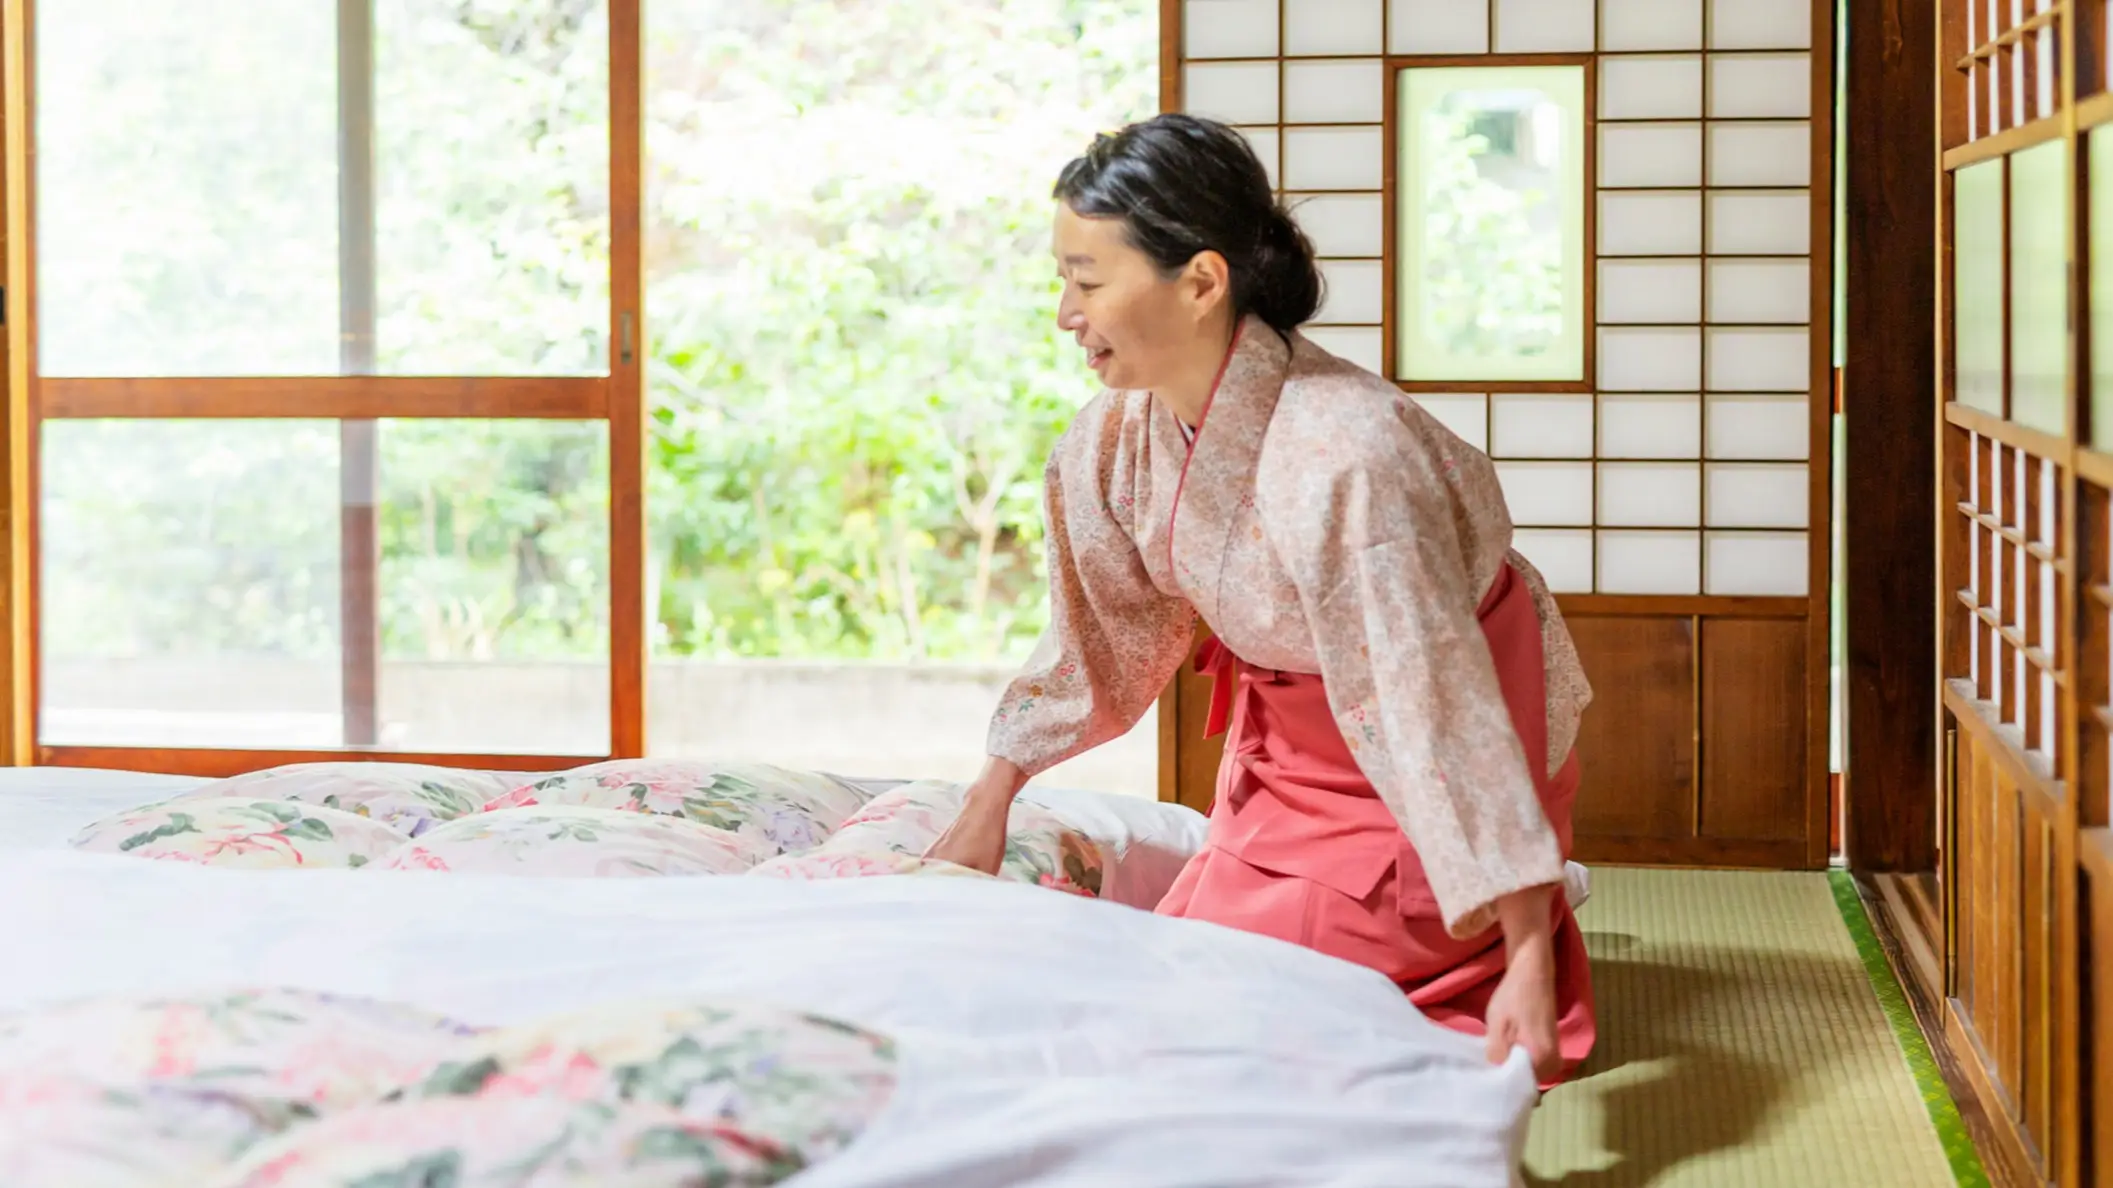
[1163,0,1834,868]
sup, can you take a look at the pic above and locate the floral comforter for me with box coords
[0,987,898,1187]
[68,760,1106,899]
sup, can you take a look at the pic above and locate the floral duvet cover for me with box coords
[69,760,1109,900]
[0,988,898,1188]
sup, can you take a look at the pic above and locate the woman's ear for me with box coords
[1182,250,1232,322]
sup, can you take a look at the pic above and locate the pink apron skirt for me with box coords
[1154,562,1597,1085]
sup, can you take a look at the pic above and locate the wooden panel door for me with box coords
[1158,0,1838,870]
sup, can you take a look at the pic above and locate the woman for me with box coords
[927,113,1595,1086]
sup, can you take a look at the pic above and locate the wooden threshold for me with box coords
[1854,875,2035,1188]
[1570,836,1812,869]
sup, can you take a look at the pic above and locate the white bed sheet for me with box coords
[0,769,1537,1186]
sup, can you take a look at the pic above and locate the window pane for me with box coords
[1395,65,1587,382]
[641,0,1159,796]
[41,418,609,754]
[2092,127,2113,450]
[35,0,609,378]
[1953,159,2005,416]
[2009,141,2067,436]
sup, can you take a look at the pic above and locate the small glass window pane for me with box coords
[2010,141,2068,435]
[2092,127,2113,450]
[1952,160,2005,416]
[1395,65,1587,382]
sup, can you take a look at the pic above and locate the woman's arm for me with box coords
[928,397,1192,872]
[982,395,1195,783]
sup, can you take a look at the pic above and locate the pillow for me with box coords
[69,797,408,869]
[820,780,1106,898]
[376,806,776,876]
[0,989,476,1188]
[485,760,872,857]
[1014,784,1207,910]
[167,762,514,838]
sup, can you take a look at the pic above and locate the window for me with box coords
[1394,65,1588,384]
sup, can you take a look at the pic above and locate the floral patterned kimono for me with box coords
[987,315,1596,1080]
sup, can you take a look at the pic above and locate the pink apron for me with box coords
[1154,562,1597,1086]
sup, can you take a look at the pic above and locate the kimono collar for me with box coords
[1163,315,1293,617]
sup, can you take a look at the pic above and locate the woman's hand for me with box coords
[1484,884,1563,1084]
[922,759,1028,875]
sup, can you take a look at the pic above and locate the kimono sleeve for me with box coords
[1277,430,1567,940]
[986,397,1195,778]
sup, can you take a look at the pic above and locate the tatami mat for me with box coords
[1525,869,1972,1186]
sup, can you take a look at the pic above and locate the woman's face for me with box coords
[1052,203,1220,391]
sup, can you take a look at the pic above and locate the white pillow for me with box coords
[824,775,1207,911]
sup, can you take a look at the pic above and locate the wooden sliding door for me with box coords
[1932,1,2103,1183]
[1160,0,1837,868]
[0,0,647,774]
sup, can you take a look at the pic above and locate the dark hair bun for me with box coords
[1248,206,1324,332]
[1054,113,1325,333]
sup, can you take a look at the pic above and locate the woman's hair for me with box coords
[1052,113,1323,333]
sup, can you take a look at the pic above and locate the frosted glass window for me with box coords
[1600,393,1702,458]
[1494,0,1596,52]
[1303,326,1385,374]
[1316,259,1384,324]
[1413,393,1488,448]
[1707,328,1809,392]
[1600,123,1703,187]
[1710,0,1811,50]
[1599,530,1702,594]
[1600,463,1702,526]
[1709,53,1812,118]
[1490,394,1595,458]
[1286,60,1385,124]
[1705,532,1808,596]
[1953,159,2005,415]
[1600,191,1703,255]
[1389,0,1490,53]
[2010,140,2068,436]
[1513,529,1596,592]
[2092,126,2113,450]
[1285,0,1385,56]
[1707,123,1810,187]
[1705,463,1808,528]
[1184,62,1279,126]
[1601,55,1704,120]
[1283,127,1383,190]
[1705,393,1808,459]
[1600,0,1703,51]
[1396,66,1588,381]
[1707,259,1810,324]
[1707,191,1812,255]
[1239,127,1283,189]
[1289,194,1384,258]
[1599,259,1703,323]
[1599,327,1702,390]
[1185,0,1280,57]
[1497,462,1596,526]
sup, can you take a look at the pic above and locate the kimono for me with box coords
[986,315,1596,1079]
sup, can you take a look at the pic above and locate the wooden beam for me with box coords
[38,375,608,420]
[1844,0,1939,872]
[38,745,595,779]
